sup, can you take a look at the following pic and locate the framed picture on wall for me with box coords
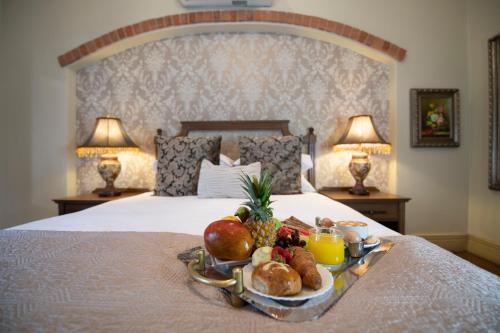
[488,34,500,190]
[410,88,460,147]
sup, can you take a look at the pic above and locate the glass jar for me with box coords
[307,227,345,268]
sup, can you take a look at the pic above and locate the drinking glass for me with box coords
[307,227,345,268]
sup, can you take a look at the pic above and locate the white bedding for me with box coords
[12,192,399,237]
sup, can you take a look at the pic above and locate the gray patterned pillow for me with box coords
[239,136,302,194]
[155,136,222,196]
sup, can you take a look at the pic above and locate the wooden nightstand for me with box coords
[53,188,150,215]
[319,187,411,234]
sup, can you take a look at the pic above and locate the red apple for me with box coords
[204,220,254,260]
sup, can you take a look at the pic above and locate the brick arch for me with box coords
[57,10,406,67]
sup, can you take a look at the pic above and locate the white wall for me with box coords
[0,0,473,238]
[466,0,500,246]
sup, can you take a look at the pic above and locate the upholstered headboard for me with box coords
[155,120,316,187]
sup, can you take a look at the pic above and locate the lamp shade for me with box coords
[333,115,391,154]
[76,116,139,156]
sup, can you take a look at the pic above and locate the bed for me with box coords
[1,121,499,332]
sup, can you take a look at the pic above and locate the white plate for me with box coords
[364,239,381,249]
[242,263,333,301]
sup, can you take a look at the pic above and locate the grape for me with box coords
[299,240,306,247]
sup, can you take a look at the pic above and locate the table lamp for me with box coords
[76,116,139,197]
[333,115,391,195]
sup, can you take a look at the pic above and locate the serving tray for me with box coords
[178,240,394,322]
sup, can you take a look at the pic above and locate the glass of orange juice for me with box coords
[307,227,345,270]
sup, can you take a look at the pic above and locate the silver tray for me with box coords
[178,240,394,322]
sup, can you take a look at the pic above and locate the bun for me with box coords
[251,262,302,296]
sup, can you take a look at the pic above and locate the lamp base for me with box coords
[97,154,122,197]
[349,185,370,196]
[348,152,371,196]
[97,189,122,197]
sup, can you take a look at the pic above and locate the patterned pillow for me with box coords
[239,136,302,194]
[155,136,222,196]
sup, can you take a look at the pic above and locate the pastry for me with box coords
[289,247,322,290]
[251,262,302,296]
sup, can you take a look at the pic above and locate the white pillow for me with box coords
[197,159,261,198]
[219,154,234,167]
[301,154,314,172]
[301,175,316,193]
[234,154,314,172]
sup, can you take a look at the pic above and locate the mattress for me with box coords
[12,192,400,237]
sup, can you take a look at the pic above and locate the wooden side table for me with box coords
[319,187,411,234]
[53,188,150,215]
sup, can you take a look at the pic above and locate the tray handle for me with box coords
[187,249,245,307]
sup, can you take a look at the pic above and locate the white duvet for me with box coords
[12,192,399,237]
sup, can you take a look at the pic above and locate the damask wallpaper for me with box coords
[76,32,390,194]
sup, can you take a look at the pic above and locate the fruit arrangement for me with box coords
[203,171,311,265]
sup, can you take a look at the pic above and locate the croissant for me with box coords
[289,247,322,290]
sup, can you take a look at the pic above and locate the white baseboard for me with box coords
[467,235,500,265]
[415,234,468,252]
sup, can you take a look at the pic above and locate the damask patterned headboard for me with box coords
[155,120,317,187]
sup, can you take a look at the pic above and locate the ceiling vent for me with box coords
[179,0,272,8]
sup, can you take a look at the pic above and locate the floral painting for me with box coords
[421,97,451,137]
[410,89,460,147]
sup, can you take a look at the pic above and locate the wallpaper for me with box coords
[76,32,390,194]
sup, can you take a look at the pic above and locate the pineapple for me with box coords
[240,170,276,248]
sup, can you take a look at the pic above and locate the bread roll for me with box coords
[251,262,302,296]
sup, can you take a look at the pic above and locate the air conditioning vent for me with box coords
[232,0,247,5]
[179,0,272,8]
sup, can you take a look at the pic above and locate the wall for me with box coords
[466,0,500,251]
[0,0,470,237]
[75,32,391,194]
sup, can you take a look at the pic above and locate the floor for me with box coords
[455,251,500,276]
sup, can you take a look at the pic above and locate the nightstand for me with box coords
[53,188,150,215]
[319,187,411,234]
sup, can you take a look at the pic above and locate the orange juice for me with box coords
[307,228,344,266]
